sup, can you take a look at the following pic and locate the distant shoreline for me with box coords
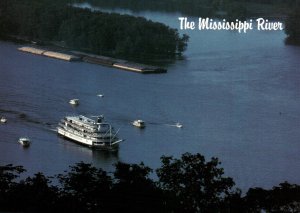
[0,1,188,63]
[79,0,295,19]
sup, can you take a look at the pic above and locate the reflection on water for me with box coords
[92,150,119,166]
[57,137,119,171]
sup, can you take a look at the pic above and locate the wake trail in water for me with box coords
[0,108,59,133]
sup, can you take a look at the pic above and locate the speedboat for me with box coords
[175,122,183,128]
[132,120,145,128]
[19,137,31,147]
[69,99,79,105]
[0,117,7,123]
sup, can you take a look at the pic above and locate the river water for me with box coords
[0,3,300,191]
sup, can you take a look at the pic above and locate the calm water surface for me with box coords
[0,5,300,191]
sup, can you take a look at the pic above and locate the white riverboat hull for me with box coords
[57,127,121,151]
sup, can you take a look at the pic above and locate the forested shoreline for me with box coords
[285,7,300,45]
[78,0,300,45]
[1,152,299,212]
[82,0,300,18]
[0,0,188,59]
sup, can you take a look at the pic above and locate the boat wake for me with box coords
[164,123,183,128]
[49,128,58,133]
[146,121,183,128]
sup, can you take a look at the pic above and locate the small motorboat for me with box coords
[0,117,7,123]
[97,94,104,98]
[132,120,145,128]
[18,137,31,147]
[69,99,79,105]
[175,122,183,128]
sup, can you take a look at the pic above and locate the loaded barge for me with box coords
[18,47,80,61]
[19,46,167,74]
[71,50,167,74]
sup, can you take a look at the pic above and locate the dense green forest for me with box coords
[79,0,300,45]
[0,0,188,59]
[82,0,217,17]
[285,7,300,45]
[1,152,299,212]
[82,0,300,18]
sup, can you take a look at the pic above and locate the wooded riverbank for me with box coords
[0,0,189,60]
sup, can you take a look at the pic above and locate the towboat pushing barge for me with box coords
[57,115,123,151]
[18,47,167,74]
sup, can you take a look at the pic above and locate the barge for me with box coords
[18,47,80,61]
[19,46,167,73]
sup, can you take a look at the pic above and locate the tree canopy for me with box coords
[285,7,300,45]
[0,153,299,212]
[156,153,235,212]
[0,0,188,59]
[84,0,300,18]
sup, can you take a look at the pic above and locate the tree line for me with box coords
[80,0,300,44]
[83,0,300,17]
[85,0,216,17]
[0,0,188,59]
[1,152,299,212]
[285,7,300,45]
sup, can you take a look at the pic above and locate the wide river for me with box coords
[0,3,300,191]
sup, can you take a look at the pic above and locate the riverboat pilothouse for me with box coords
[57,115,123,151]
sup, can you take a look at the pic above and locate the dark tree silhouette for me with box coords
[111,162,166,213]
[9,173,58,212]
[245,182,300,212]
[0,155,300,212]
[0,164,25,210]
[58,162,112,212]
[285,7,300,45]
[156,153,236,213]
